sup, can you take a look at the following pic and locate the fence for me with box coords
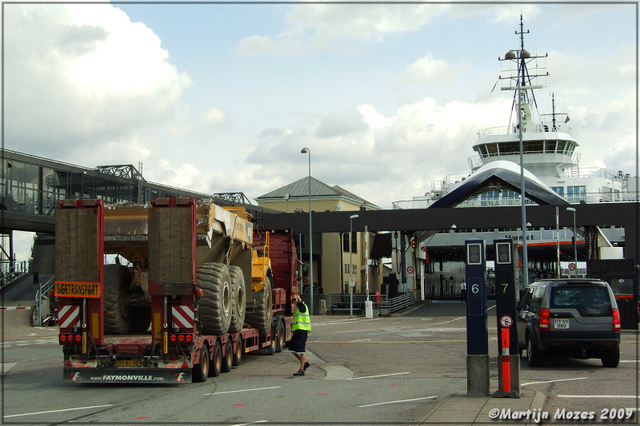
[33,276,56,326]
[0,260,29,288]
[318,290,421,316]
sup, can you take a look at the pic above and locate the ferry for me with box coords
[392,17,634,298]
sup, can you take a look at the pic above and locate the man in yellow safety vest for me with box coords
[290,292,311,376]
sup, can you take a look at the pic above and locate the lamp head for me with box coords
[301,147,309,154]
[350,214,359,220]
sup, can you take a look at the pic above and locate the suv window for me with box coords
[550,285,612,316]
[530,285,546,310]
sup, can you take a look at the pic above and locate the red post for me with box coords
[501,327,511,392]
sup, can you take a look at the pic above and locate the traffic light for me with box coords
[411,238,416,249]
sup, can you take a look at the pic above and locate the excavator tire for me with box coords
[197,263,232,336]
[246,275,273,335]
[104,264,132,335]
[228,265,246,334]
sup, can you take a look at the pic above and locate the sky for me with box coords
[3,2,638,262]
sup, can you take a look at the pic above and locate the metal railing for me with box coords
[379,291,420,316]
[318,291,421,316]
[0,260,29,288]
[33,276,56,326]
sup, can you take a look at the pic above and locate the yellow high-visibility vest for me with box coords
[292,302,312,332]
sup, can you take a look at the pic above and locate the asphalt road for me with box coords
[1,300,638,425]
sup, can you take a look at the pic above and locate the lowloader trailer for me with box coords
[55,198,300,383]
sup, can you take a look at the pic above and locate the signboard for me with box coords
[407,266,414,274]
[55,281,101,298]
[349,277,356,287]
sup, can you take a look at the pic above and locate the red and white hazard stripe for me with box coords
[0,306,30,310]
[58,305,80,329]
[172,306,194,329]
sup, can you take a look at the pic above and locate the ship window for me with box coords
[557,140,566,153]
[543,141,556,153]
[523,141,543,153]
[487,143,498,156]
[501,142,520,154]
[567,186,586,203]
[551,186,564,197]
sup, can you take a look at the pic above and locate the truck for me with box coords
[54,197,301,383]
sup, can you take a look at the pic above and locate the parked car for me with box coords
[517,278,621,368]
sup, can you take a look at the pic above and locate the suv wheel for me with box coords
[601,346,620,368]
[527,335,543,367]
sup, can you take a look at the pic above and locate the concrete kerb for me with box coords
[420,386,546,425]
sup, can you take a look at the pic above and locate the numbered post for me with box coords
[493,239,520,398]
[465,239,489,396]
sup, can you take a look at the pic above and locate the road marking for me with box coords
[522,377,588,386]
[229,421,268,426]
[203,386,281,396]
[0,338,58,348]
[336,328,382,334]
[311,339,467,344]
[558,395,640,399]
[4,404,113,418]
[358,396,437,408]
[349,372,410,380]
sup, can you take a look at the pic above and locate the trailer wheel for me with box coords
[221,339,233,373]
[246,276,273,335]
[193,344,209,383]
[197,263,232,336]
[228,266,246,334]
[129,306,151,332]
[103,264,132,335]
[209,340,222,377]
[232,337,244,367]
[275,319,284,353]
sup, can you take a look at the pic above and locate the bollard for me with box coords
[501,328,510,392]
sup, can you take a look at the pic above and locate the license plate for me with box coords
[553,319,570,329]
[115,360,141,367]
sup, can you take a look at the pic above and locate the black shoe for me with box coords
[293,369,305,376]
[304,362,310,371]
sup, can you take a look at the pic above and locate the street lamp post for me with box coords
[566,207,577,277]
[301,148,313,314]
[349,214,359,318]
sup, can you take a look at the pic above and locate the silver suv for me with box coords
[517,279,621,368]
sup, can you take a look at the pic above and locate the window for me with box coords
[567,186,586,203]
[551,186,565,197]
[342,232,357,253]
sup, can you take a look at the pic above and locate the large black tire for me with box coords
[221,339,233,373]
[197,263,232,336]
[228,266,246,334]
[232,337,244,367]
[104,264,132,335]
[601,346,620,368]
[527,335,543,367]
[129,306,151,333]
[246,276,273,335]
[192,344,209,383]
[275,318,284,353]
[209,340,222,377]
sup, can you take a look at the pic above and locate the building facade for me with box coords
[256,176,384,296]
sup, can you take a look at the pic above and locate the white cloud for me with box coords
[4,3,191,158]
[237,4,450,55]
[202,108,228,126]
[402,52,455,84]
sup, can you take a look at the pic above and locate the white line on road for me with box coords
[230,421,269,426]
[558,395,640,399]
[204,386,281,396]
[349,372,410,380]
[358,396,437,408]
[522,377,588,386]
[4,404,113,418]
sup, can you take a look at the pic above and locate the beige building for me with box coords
[256,176,384,296]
